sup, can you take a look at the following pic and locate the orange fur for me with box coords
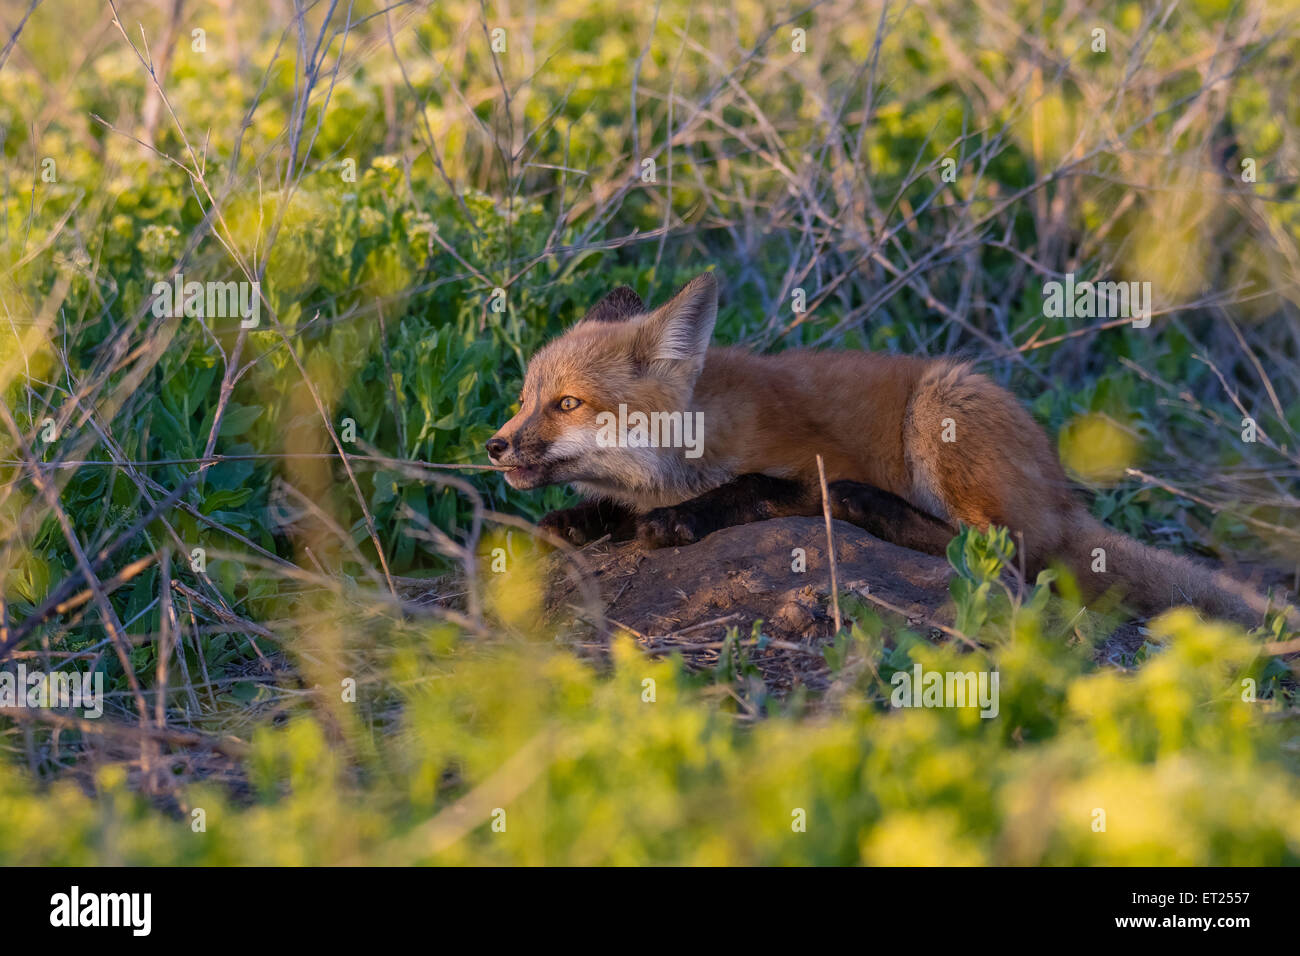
[489,273,1291,626]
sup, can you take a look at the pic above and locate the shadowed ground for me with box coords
[542,516,1165,692]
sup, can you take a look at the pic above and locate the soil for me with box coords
[543,516,1152,692]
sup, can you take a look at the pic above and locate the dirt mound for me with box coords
[543,515,1165,692]
[547,517,958,690]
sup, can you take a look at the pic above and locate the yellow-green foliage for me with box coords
[2,0,1299,866]
[1,604,1296,865]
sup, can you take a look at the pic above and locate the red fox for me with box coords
[487,272,1289,626]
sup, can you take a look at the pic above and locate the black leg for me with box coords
[636,474,816,547]
[826,480,955,554]
[634,472,956,553]
[538,499,638,546]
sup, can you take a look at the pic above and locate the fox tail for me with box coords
[1061,515,1296,628]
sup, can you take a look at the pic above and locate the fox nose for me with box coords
[485,437,508,460]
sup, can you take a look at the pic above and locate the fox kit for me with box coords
[487,272,1286,626]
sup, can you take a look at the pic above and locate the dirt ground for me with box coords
[543,516,1153,692]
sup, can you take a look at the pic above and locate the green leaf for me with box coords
[219,404,263,437]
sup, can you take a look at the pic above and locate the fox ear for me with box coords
[634,273,718,369]
[583,285,644,324]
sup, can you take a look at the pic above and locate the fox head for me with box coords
[486,272,718,498]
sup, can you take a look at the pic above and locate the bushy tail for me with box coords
[1063,516,1296,628]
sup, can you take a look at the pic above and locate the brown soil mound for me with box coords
[546,517,955,691]
[544,516,1154,691]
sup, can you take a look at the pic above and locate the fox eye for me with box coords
[557,396,583,412]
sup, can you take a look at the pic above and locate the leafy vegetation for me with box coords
[0,0,1297,864]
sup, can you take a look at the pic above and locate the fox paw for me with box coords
[636,507,701,548]
[827,481,870,522]
[537,507,593,547]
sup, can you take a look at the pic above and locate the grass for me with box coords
[0,0,1298,865]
